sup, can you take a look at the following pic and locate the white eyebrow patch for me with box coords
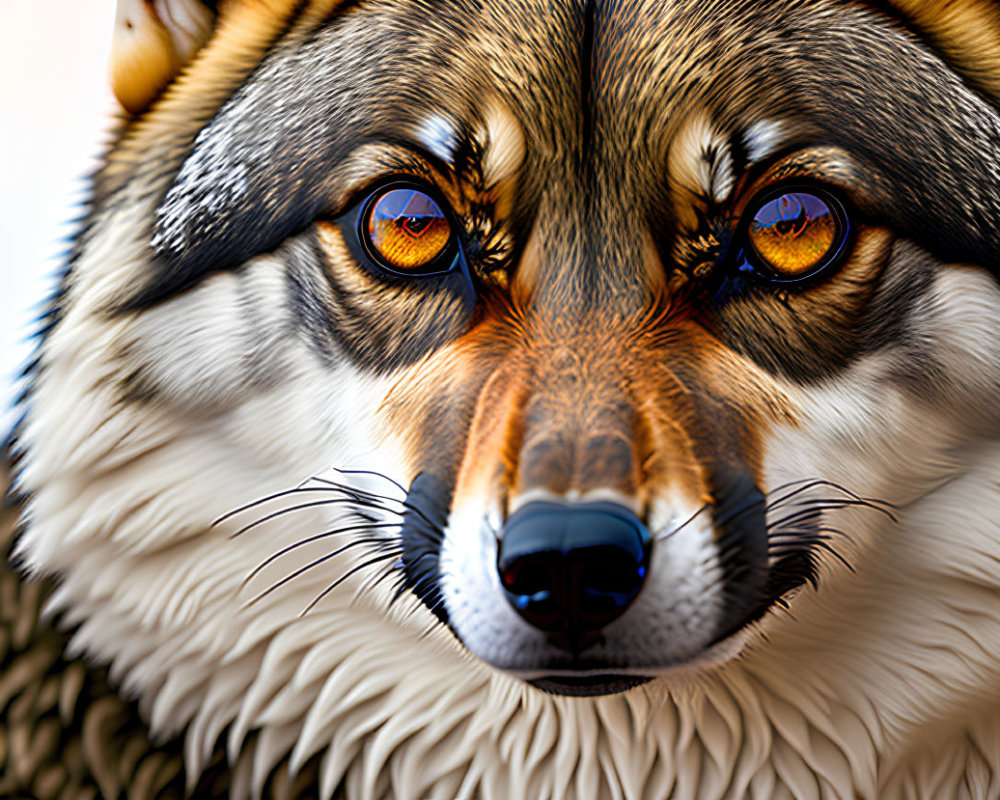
[667,112,735,224]
[480,103,525,187]
[414,113,460,164]
[743,119,789,164]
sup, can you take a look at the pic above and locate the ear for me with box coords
[884,0,1000,103]
[110,0,217,114]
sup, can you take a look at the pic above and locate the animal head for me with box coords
[12,0,1000,795]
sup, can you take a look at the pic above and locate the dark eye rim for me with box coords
[356,178,460,278]
[739,183,853,286]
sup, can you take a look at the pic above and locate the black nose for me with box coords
[496,501,651,642]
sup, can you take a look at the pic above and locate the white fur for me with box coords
[414,113,460,165]
[441,490,727,672]
[667,113,735,208]
[743,119,788,164]
[480,103,526,188]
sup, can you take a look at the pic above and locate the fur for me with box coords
[10,1,1000,797]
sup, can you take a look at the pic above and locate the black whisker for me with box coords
[300,551,406,616]
[655,503,710,542]
[243,521,400,586]
[767,480,897,518]
[332,467,409,496]
[766,479,845,510]
[769,524,851,543]
[213,485,360,527]
[230,496,403,539]
[768,498,895,532]
[310,476,439,530]
[245,539,402,608]
[714,491,766,529]
[767,507,826,531]
[807,539,855,571]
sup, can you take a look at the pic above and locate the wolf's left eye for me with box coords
[360,185,456,275]
[741,187,850,283]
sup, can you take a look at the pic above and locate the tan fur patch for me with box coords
[887,0,1000,101]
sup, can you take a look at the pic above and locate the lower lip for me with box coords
[528,674,652,697]
[510,630,751,695]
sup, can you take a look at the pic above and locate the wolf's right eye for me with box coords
[360,184,457,276]
[740,186,851,284]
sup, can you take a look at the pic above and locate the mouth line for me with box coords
[510,664,661,681]
[503,601,779,695]
[473,569,803,694]
[499,568,804,670]
[526,673,653,697]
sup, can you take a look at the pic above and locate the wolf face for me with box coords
[12,0,1000,796]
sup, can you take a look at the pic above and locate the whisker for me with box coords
[213,485,358,527]
[244,539,401,608]
[714,492,766,529]
[767,480,897,517]
[230,496,402,539]
[655,503,710,542]
[765,479,844,510]
[767,497,895,532]
[766,477,829,492]
[310,476,439,530]
[332,467,409,497]
[308,476,401,506]
[808,539,854,571]
[300,551,405,616]
[767,507,826,530]
[769,524,851,543]
[243,521,400,586]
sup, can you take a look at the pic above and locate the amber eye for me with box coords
[362,186,454,274]
[745,189,848,282]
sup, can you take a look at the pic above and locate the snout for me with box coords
[497,500,651,650]
[437,461,777,692]
[429,324,791,693]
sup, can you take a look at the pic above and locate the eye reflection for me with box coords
[748,191,838,277]
[365,188,452,272]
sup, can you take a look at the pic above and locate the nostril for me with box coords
[500,556,563,629]
[496,501,651,641]
[501,560,547,599]
[579,550,646,609]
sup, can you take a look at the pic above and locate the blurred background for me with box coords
[1,1,117,438]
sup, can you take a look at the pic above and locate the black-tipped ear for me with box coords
[110,0,217,114]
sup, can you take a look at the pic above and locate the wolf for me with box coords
[7,0,1000,797]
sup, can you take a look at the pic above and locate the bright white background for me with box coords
[1,1,117,437]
